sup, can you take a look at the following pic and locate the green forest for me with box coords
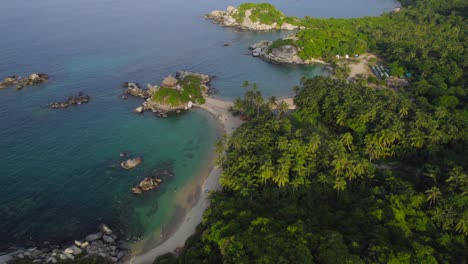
[154,0,467,263]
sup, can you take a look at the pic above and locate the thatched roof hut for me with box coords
[162,75,178,88]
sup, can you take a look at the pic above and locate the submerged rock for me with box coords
[121,156,143,169]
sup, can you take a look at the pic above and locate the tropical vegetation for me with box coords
[153,0,467,263]
[233,3,301,26]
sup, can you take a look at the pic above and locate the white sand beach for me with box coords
[127,97,242,264]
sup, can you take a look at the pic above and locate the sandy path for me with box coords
[348,53,377,78]
[127,97,242,264]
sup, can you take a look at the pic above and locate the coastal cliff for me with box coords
[249,40,326,65]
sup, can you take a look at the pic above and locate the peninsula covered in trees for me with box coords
[154,0,467,263]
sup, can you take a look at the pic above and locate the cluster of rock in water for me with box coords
[121,71,216,117]
[119,154,170,195]
[48,93,90,109]
[0,224,126,264]
[0,73,49,90]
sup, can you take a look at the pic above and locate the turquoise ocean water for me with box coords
[0,0,399,250]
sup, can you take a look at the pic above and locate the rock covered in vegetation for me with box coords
[249,40,326,65]
[206,4,302,31]
[1,225,126,263]
[48,93,90,109]
[0,73,49,89]
[121,156,143,169]
[123,71,215,116]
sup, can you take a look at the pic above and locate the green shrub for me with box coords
[152,76,206,107]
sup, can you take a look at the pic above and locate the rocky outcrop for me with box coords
[48,93,90,109]
[176,71,211,84]
[0,73,49,89]
[249,40,327,65]
[0,225,126,263]
[206,6,301,31]
[0,76,19,89]
[132,177,162,194]
[121,156,143,169]
[122,82,149,98]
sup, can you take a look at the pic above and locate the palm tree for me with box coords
[292,85,300,95]
[333,177,346,192]
[242,80,250,90]
[425,186,441,205]
[278,101,289,118]
[233,98,244,112]
[255,95,264,117]
[268,96,277,109]
[455,219,468,236]
[340,132,353,151]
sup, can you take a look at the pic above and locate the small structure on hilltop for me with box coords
[162,75,178,88]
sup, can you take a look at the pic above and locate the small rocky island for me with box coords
[206,3,303,31]
[0,73,49,89]
[122,71,215,117]
[121,156,143,169]
[132,177,163,194]
[48,93,90,109]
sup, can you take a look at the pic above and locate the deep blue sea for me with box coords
[0,0,399,250]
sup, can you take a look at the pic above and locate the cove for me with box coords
[0,0,399,252]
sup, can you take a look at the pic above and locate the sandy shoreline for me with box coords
[127,96,242,264]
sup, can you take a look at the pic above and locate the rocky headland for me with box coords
[0,73,49,90]
[0,224,126,264]
[206,4,303,31]
[122,71,216,117]
[249,40,327,65]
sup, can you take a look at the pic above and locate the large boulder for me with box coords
[135,106,143,113]
[85,233,103,242]
[121,156,143,169]
[0,76,19,88]
[99,224,113,235]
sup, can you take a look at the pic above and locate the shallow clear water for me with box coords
[0,0,399,249]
